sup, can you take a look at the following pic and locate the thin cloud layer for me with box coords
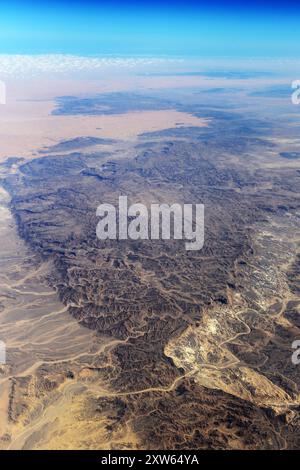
[0,54,180,77]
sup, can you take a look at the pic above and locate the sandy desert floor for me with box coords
[0,75,209,449]
[0,183,141,449]
[0,75,212,162]
[1,68,299,449]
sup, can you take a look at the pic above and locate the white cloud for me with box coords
[0,54,181,78]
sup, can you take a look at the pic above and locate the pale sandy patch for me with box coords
[0,99,209,161]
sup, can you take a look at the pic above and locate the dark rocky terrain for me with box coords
[2,89,300,449]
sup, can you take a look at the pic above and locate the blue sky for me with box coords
[0,1,299,57]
